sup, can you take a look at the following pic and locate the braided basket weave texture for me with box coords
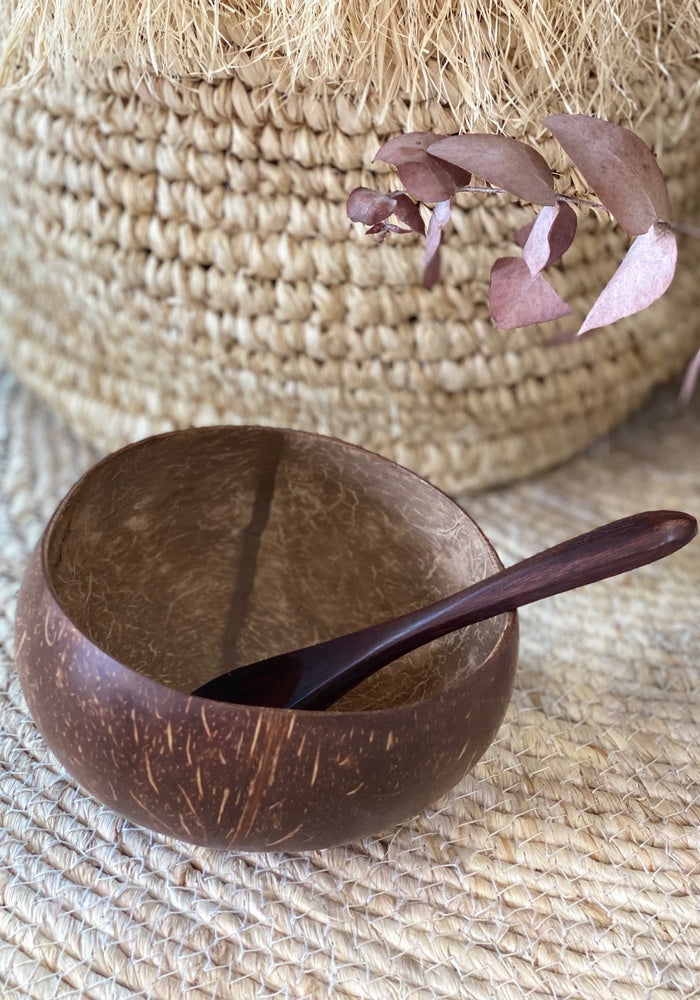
[0,9,698,491]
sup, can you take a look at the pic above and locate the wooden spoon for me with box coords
[193,510,696,710]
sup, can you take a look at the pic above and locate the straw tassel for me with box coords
[0,1,698,136]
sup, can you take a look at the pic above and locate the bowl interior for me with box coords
[45,427,506,710]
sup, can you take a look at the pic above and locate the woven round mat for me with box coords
[1,366,699,999]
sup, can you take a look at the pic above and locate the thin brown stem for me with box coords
[664,219,700,239]
[391,184,608,213]
[454,185,510,196]
[452,186,607,212]
[556,194,607,211]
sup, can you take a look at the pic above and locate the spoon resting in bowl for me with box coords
[193,510,696,710]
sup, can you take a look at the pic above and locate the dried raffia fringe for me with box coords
[1,367,700,1000]
[0,0,699,133]
[0,5,699,492]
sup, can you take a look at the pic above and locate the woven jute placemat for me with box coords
[0,365,698,999]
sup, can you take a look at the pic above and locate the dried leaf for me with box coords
[546,327,579,346]
[346,187,397,225]
[489,257,573,329]
[391,193,426,235]
[522,202,577,274]
[514,219,535,247]
[377,132,471,203]
[429,133,557,206]
[577,223,677,335]
[544,114,671,235]
[680,349,700,403]
[394,159,465,203]
[423,200,452,289]
[347,187,424,238]
[376,133,444,165]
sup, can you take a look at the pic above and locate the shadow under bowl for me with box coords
[15,426,518,851]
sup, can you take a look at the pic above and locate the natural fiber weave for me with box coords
[0,0,699,492]
[1,366,699,999]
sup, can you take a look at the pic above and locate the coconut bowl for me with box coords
[14,426,518,851]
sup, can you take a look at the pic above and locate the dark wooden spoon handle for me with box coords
[194,510,696,709]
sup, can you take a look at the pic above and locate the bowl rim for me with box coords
[37,423,518,720]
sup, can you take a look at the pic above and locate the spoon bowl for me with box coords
[15,426,518,850]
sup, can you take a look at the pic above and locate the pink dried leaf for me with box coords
[391,192,426,235]
[522,202,578,274]
[377,134,472,188]
[514,218,535,247]
[577,222,677,336]
[544,114,671,235]
[395,158,469,203]
[377,132,470,203]
[431,198,452,227]
[376,132,445,165]
[347,187,397,225]
[489,256,573,329]
[680,349,700,403]
[547,327,579,346]
[428,133,557,206]
[423,200,452,289]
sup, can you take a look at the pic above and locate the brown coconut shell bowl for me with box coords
[15,427,518,851]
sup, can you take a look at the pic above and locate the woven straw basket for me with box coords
[0,2,698,492]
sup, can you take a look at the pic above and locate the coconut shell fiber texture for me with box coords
[1,363,700,998]
[0,1,698,491]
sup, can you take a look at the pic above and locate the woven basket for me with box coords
[0,4,698,493]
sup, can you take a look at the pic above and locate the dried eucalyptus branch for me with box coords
[347,115,695,343]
